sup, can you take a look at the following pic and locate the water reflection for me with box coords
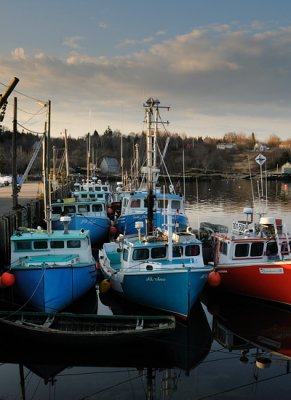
[185,179,291,229]
[0,295,212,399]
[203,288,291,373]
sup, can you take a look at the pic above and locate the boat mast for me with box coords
[86,132,90,184]
[143,98,170,235]
[144,98,157,235]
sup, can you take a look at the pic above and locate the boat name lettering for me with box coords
[232,221,247,232]
[146,277,166,282]
[259,267,284,274]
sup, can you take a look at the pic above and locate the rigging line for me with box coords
[0,81,48,105]
[18,105,48,116]
[78,373,143,400]
[16,122,45,135]
[59,369,137,377]
[17,104,48,124]
[195,370,291,400]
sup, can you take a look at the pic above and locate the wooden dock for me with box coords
[0,182,42,215]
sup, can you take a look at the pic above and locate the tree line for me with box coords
[0,127,290,177]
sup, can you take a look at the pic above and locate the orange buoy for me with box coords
[1,272,15,287]
[207,270,221,287]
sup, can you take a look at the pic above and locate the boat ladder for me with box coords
[274,220,291,260]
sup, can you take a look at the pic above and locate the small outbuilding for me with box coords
[100,157,120,176]
[281,162,291,175]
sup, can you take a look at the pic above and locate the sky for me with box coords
[1,0,291,141]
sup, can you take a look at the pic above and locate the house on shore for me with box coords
[100,157,120,176]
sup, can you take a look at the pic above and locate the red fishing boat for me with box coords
[205,154,291,307]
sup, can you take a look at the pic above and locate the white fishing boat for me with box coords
[99,99,213,319]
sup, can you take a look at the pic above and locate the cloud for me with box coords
[11,48,27,60]
[2,23,291,139]
[99,22,108,29]
[62,36,82,49]
[118,36,155,47]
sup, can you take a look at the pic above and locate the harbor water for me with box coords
[1,178,291,399]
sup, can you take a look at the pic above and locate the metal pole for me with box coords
[46,100,51,182]
[12,97,18,209]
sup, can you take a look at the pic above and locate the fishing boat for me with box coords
[72,177,112,204]
[206,154,291,307]
[8,130,98,313]
[0,302,211,398]
[99,99,213,320]
[115,189,189,235]
[51,197,111,247]
[0,310,175,344]
[9,218,98,313]
[51,132,112,246]
[113,97,189,235]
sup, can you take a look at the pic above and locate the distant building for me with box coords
[281,162,291,175]
[254,143,269,151]
[216,143,237,150]
[100,157,120,176]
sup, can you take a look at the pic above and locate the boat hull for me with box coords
[0,312,175,345]
[11,264,97,312]
[52,216,110,246]
[216,262,291,305]
[115,213,189,235]
[110,267,212,319]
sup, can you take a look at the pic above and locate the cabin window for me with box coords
[250,242,264,257]
[92,204,103,212]
[50,240,64,249]
[131,199,141,208]
[122,198,129,207]
[78,205,90,212]
[157,199,168,209]
[96,186,101,191]
[102,186,108,191]
[81,194,88,199]
[89,187,93,192]
[52,206,62,214]
[64,205,76,214]
[172,246,183,257]
[67,240,81,248]
[266,242,278,256]
[172,200,181,210]
[151,246,167,259]
[97,194,104,198]
[33,240,48,249]
[123,248,129,261]
[132,248,149,260]
[89,194,96,199]
[185,245,200,256]
[220,241,228,255]
[234,243,249,257]
[15,241,31,251]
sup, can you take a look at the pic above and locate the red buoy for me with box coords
[107,207,114,215]
[109,225,118,237]
[207,271,221,287]
[1,272,15,287]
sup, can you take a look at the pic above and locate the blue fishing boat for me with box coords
[115,189,189,235]
[72,177,112,204]
[99,228,213,319]
[99,99,213,319]
[9,217,97,313]
[51,198,111,246]
[114,98,189,235]
[8,130,98,313]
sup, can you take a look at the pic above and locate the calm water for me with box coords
[1,179,291,400]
